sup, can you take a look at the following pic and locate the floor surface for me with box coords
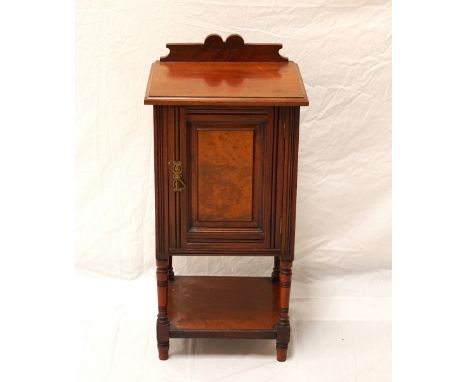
[75,270,391,382]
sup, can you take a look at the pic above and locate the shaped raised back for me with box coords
[160,34,288,62]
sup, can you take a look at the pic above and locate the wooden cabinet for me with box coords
[145,34,308,362]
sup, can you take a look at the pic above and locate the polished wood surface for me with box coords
[161,34,288,62]
[156,259,169,360]
[144,62,308,106]
[168,276,279,333]
[147,34,308,362]
[277,260,293,362]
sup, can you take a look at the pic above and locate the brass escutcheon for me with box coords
[172,161,185,192]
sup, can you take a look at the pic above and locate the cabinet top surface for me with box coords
[144,61,309,106]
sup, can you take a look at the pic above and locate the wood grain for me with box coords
[168,276,280,332]
[197,129,254,222]
[144,62,308,106]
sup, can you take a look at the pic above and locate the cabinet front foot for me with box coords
[157,342,169,360]
[276,343,288,362]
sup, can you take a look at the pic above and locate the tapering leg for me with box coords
[168,256,175,280]
[276,260,292,362]
[156,259,170,360]
[271,256,279,282]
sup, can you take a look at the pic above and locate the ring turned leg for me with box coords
[276,260,292,362]
[156,259,170,360]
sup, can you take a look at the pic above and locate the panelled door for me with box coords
[175,108,276,252]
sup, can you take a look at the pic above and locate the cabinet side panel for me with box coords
[154,106,163,260]
[154,106,172,260]
[280,107,300,261]
[273,107,283,250]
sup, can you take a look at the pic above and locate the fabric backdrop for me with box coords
[76,0,391,302]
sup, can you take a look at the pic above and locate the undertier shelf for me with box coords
[168,276,280,339]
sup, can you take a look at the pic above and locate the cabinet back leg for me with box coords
[168,256,175,280]
[271,256,279,282]
[276,260,292,361]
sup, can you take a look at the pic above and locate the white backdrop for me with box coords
[76,1,391,380]
[76,0,391,300]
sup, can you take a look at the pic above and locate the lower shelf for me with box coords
[167,276,280,339]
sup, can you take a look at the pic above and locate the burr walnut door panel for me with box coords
[178,108,275,251]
